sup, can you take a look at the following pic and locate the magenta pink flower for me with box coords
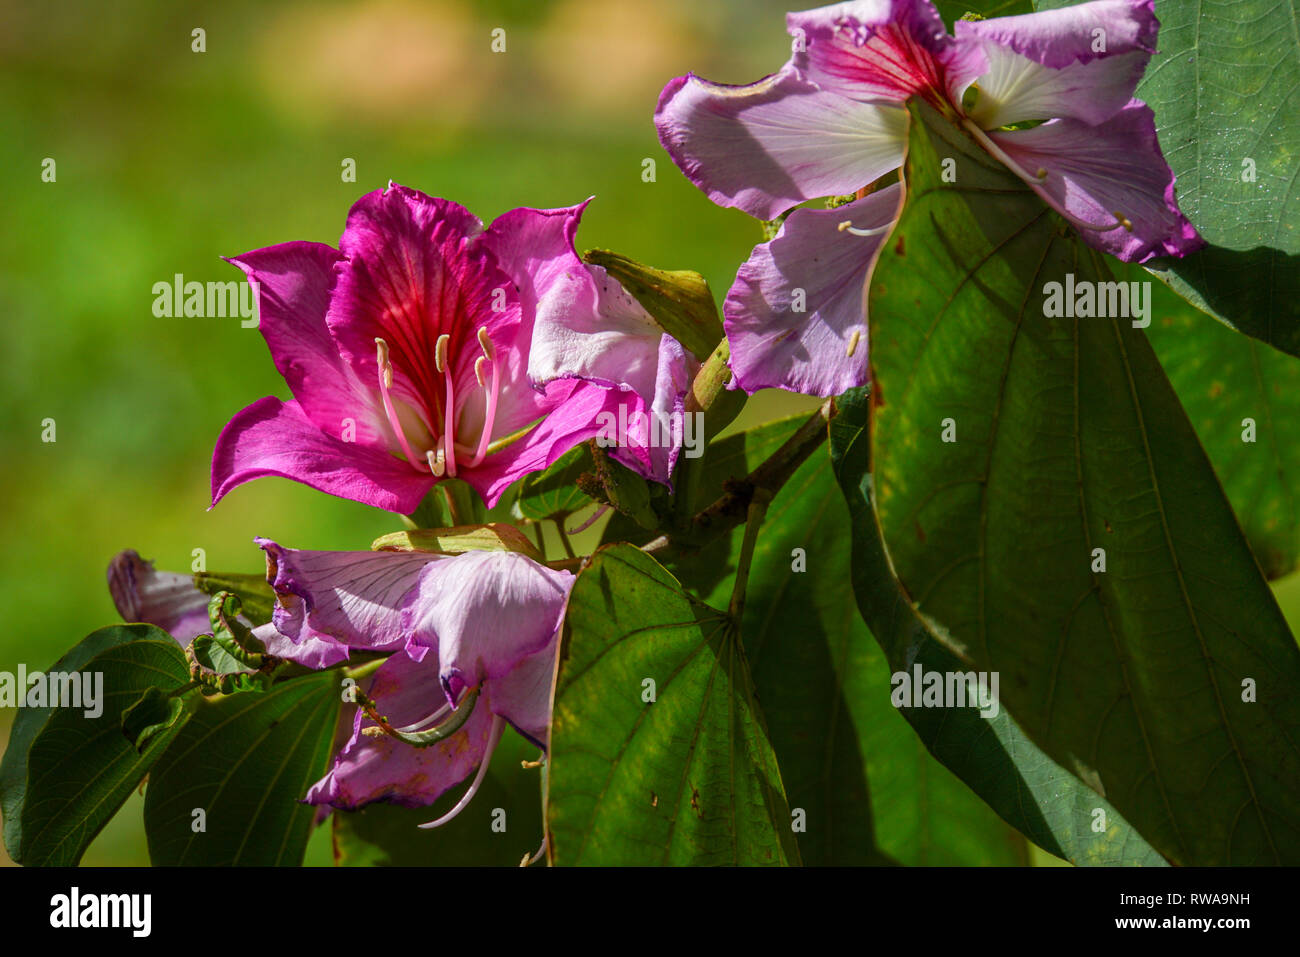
[656,0,1203,396]
[211,184,674,513]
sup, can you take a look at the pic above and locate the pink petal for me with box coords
[724,184,902,396]
[955,0,1157,70]
[107,550,211,646]
[401,551,573,703]
[324,184,521,439]
[224,241,388,447]
[490,637,560,749]
[955,0,1157,127]
[656,67,906,220]
[461,377,635,506]
[212,396,434,513]
[257,537,435,653]
[305,650,497,810]
[788,0,986,108]
[987,102,1204,263]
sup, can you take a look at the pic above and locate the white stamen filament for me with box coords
[961,118,1129,235]
[419,715,505,829]
[520,836,547,867]
[436,332,459,478]
[468,327,501,468]
[393,700,453,735]
[375,338,431,472]
[837,220,891,238]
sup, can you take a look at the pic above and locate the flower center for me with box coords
[374,326,503,478]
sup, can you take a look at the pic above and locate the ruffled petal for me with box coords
[609,333,697,485]
[211,396,434,514]
[401,551,572,703]
[107,550,211,646]
[485,203,697,487]
[305,650,497,810]
[955,0,1157,70]
[788,0,986,107]
[224,241,388,447]
[656,67,906,220]
[724,184,902,396]
[987,103,1204,263]
[258,538,436,653]
[960,40,1149,129]
[956,0,1157,128]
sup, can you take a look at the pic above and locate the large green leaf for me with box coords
[865,98,1300,864]
[547,545,799,865]
[1129,0,1299,255]
[1036,0,1300,352]
[832,389,1166,865]
[332,729,545,866]
[0,624,191,865]
[143,671,340,865]
[1144,267,1300,579]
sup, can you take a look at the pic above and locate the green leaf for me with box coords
[832,389,1167,865]
[143,671,341,865]
[1146,248,1300,357]
[516,444,594,521]
[0,624,192,866]
[864,98,1300,864]
[1130,0,1298,255]
[332,731,545,866]
[1036,0,1300,352]
[1143,266,1300,579]
[547,545,799,865]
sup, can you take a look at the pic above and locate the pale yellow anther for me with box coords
[374,338,394,389]
[477,326,495,360]
[1035,167,1048,180]
[846,329,862,358]
[427,448,446,477]
[434,334,450,374]
[475,355,488,387]
[1114,211,1133,232]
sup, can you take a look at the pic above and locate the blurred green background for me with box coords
[3,0,1298,867]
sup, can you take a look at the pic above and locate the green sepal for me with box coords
[583,249,724,361]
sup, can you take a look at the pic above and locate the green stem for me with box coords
[442,483,467,526]
[728,489,772,626]
[554,519,577,559]
[646,398,836,557]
